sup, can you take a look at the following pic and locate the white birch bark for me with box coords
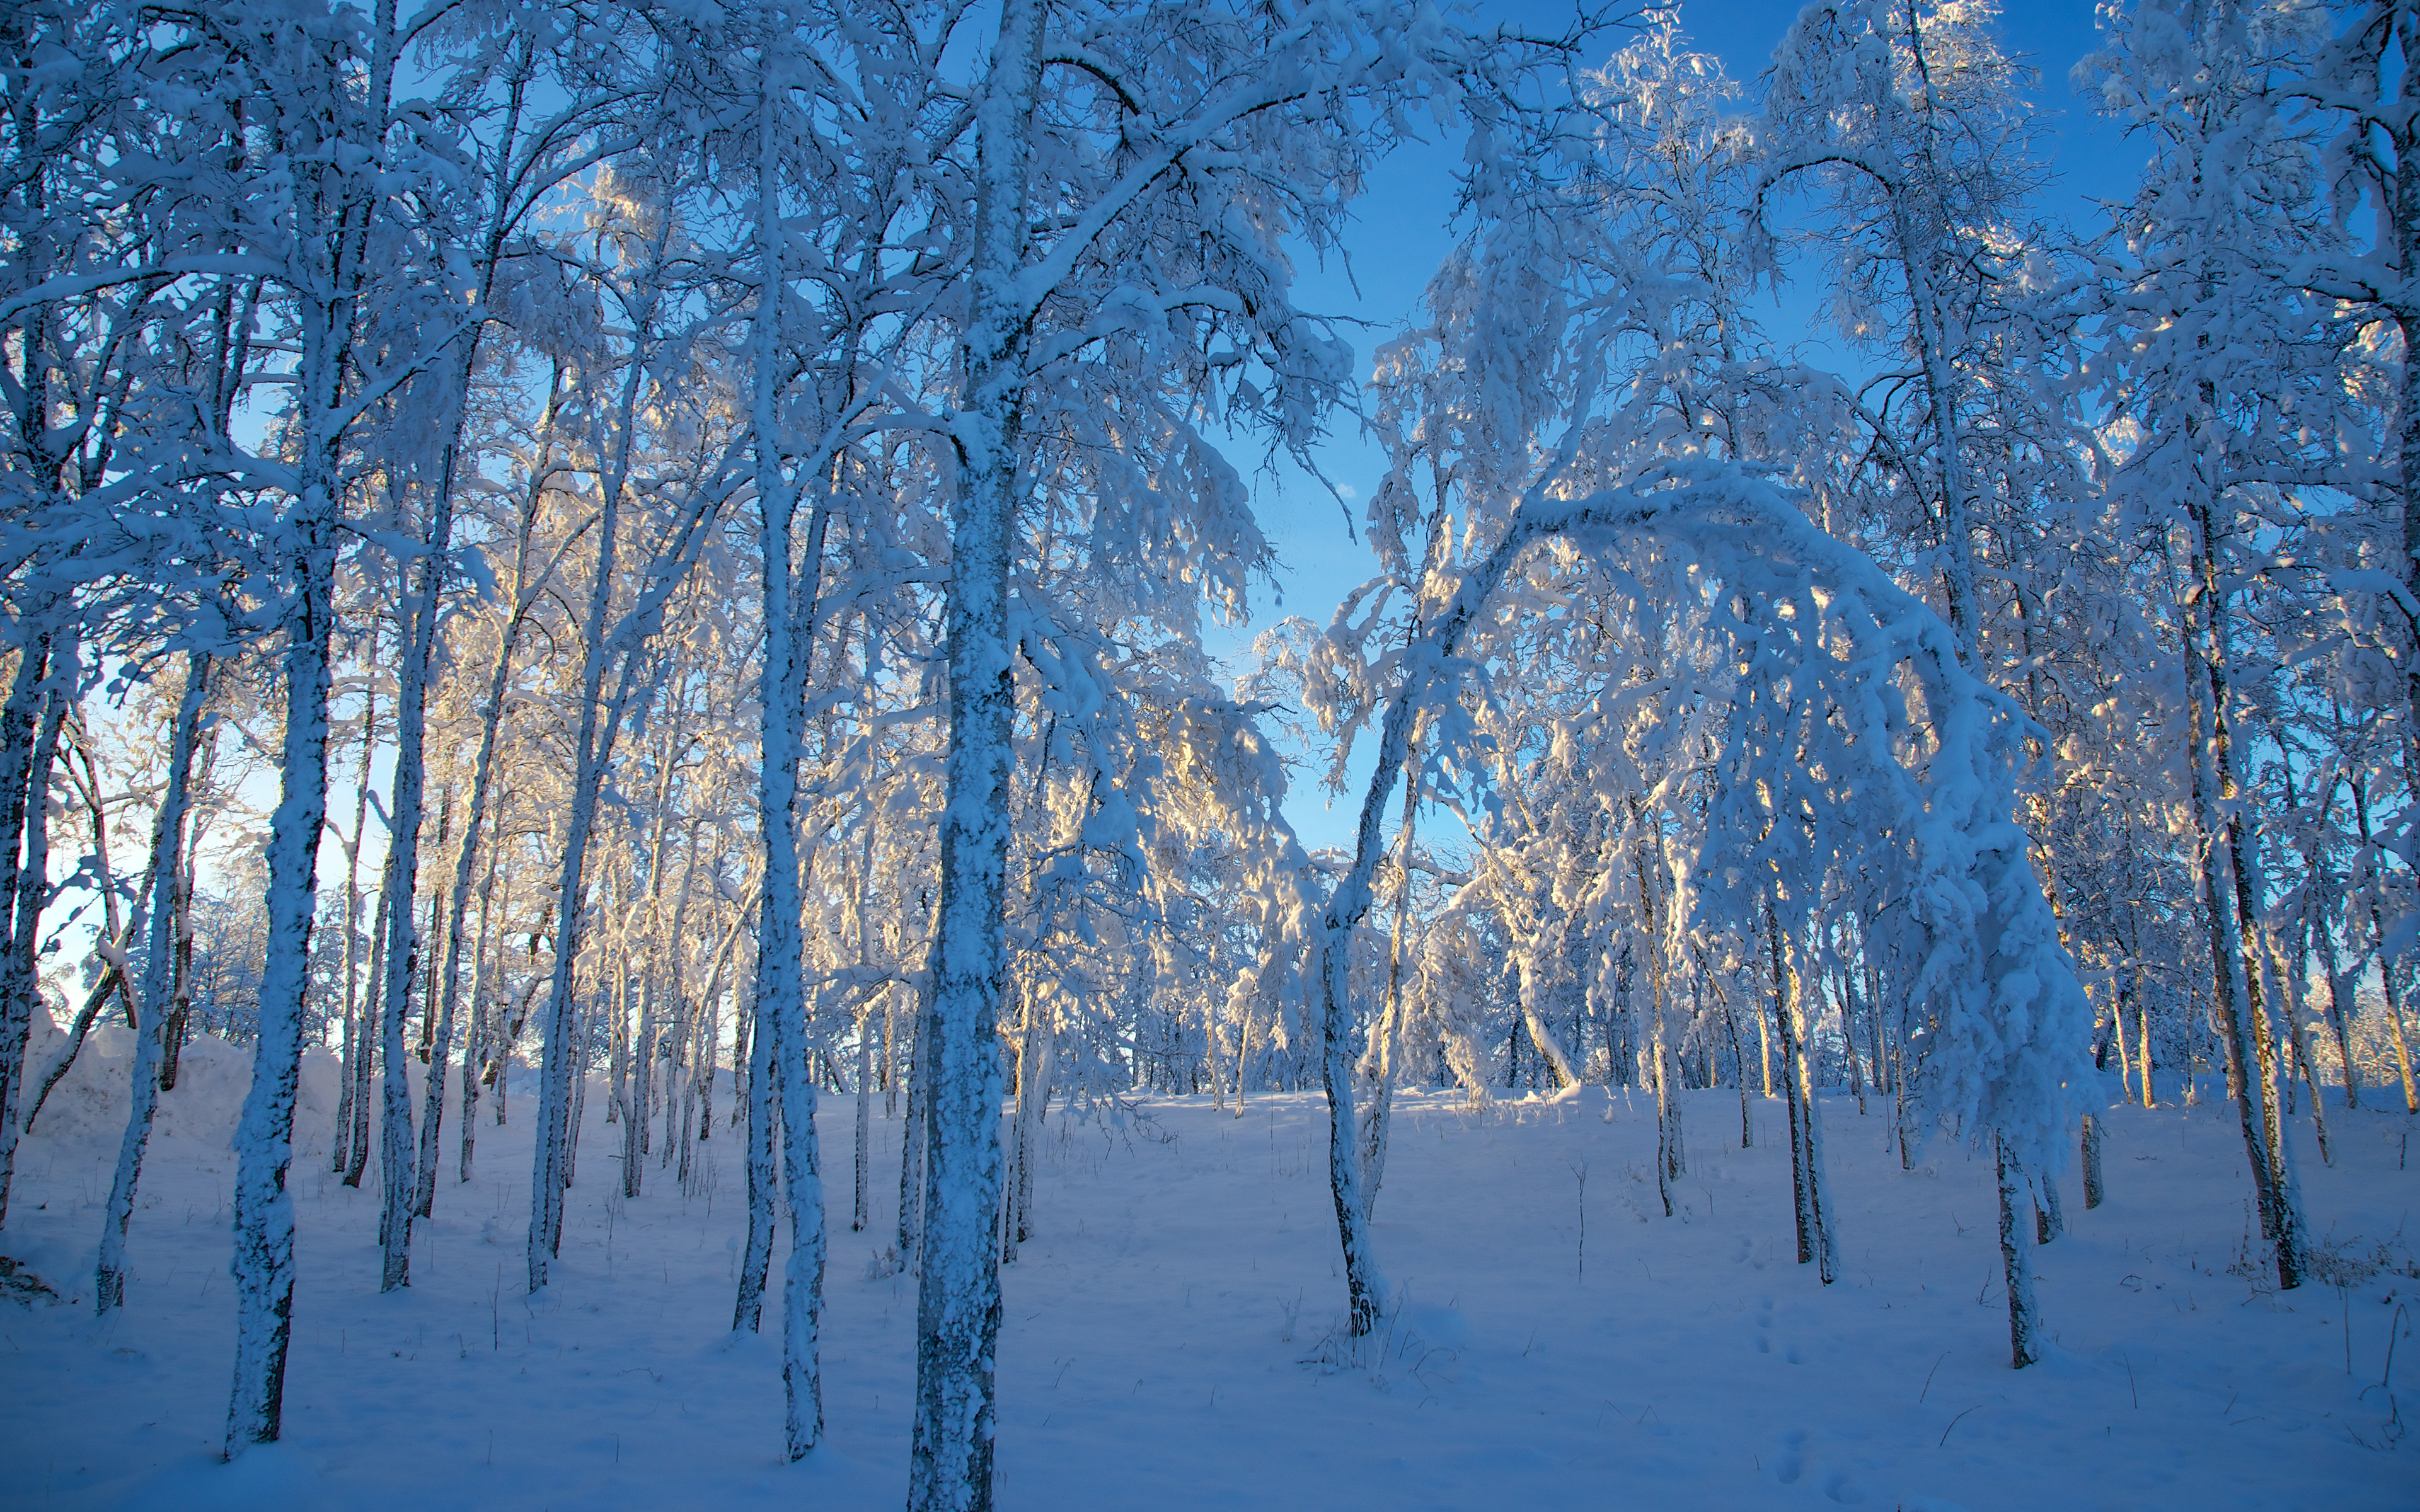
[738,32,846,1445]
[332,687,374,1174]
[734,978,776,1332]
[895,963,929,1273]
[0,644,49,1186]
[226,0,413,1426]
[96,656,207,1312]
[374,809,420,1292]
[227,462,343,1453]
[1997,1136,2045,1368]
[909,8,1042,1503]
[1356,767,1420,1218]
[0,637,64,1226]
[345,879,386,1187]
[2175,508,2307,1288]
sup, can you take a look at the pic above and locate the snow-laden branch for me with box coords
[1319,460,2092,1174]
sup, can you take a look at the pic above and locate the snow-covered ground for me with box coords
[2,1029,2411,1510]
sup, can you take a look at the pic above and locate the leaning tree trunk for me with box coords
[2177,504,2305,1290]
[158,805,200,1094]
[524,536,647,1281]
[1357,759,1421,1220]
[524,210,684,1290]
[96,656,207,1312]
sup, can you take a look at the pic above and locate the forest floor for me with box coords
[0,1028,2413,1510]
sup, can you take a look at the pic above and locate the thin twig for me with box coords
[1939,1405,1981,1447]
[1918,1349,1950,1404]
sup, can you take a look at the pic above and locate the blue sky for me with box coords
[1240,0,2142,852]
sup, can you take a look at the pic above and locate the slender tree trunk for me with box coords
[896,966,928,1271]
[775,957,826,1461]
[1634,811,1681,1215]
[2034,1163,2064,1244]
[158,810,199,1093]
[854,1001,872,1234]
[25,963,131,1135]
[0,640,64,1225]
[1766,897,1815,1269]
[346,882,388,1189]
[95,657,207,1309]
[333,681,376,1174]
[526,230,676,1292]
[909,11,1044,1503]
[0,645,47,1041]
[374,837,417,1287]
[734,982,777,1331]
[458,844,498,1184]
[1792,992,1838,1284]
[26,728,140,1134]
[2176,520,2304,1290]
[2308,777,2361,1110]
[228,451,343,1455]
[2279,920,2332,1165]
[1755,963,1773,1099]
[1997,1137,2044,1368]
[884,985,898,1120]
[1722,980,1752,1148]
[2136,999,2155,1108]
[1357,764,1420,1218]
[2111,985,2135,1105]
[1890,193,1978,657]
[2082,1113,2104,1210]
[2352,781,2419,1113]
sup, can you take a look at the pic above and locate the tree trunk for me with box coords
[734,983,777,1332]
[228,457,342,1454]
[333,682,376,1174]
[0,639,63,1225]
[2082,1113,2104,1210]
[458,845,498,1184]
[1997,1137,2044,1368]
[158,811,197,1094]
[96,656,206,1309]
[896,968,928,1272]
[854,1002,873,1234]
[909,10,1043,1504]
[1357,764,1420,1218]
[374,809,419,1288]
[2176,516,2304,1290]
[1889,192,1979,658]
[775,957,826,1461]
[1722,980,1751,1148]
[1766,896,1823,1276]
[1633,811,1681,1216]
[345,882,387,1189]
